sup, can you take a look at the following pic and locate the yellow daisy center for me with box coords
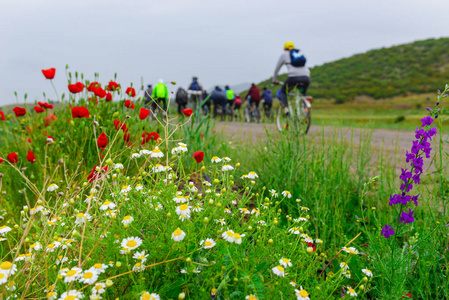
[47,285,55,291]
[142,294,152,300]
[299,290,308,297]
[135,263,141,267]
[47,292,55,297]
[66,270,77,277]
[122,185,129,190]
[0,226,6,230]
[0,274,5,279]
[95,285,102,290]
[276,266,285,272]
[25,253,33,257]
[126,240,137,248]
[94,263,102,269]
[65,296,76,300]
[30,243,37,248]
[124,216,131,220]
[234,233,241,239]
[249,296,257,300]
[226,231,234,237]
[47,243,55,249]
[103,201,111,206]
[349,288,355,293]
[282,258,290,263]
[155,164,162,167]
[76,213,84,218]
[173,228,182,236]
[153,148,161,153]
[205,241,212,246]
[83,272,93,279]
[180,204,188,211]
[1,261,12,270]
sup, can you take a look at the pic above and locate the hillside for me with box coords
[259,37,449,103]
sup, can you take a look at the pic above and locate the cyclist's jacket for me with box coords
[210,87,227,104]
[273,50,310,82]
[246,85,261,102]
[188,81,204,95]
[261,90,273,104]
[226,89,234,101]
[151,83,169,100]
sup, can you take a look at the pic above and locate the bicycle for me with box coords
[275,83,312,134]
[244,98,261,123]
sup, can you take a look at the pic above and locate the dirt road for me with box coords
[215,122,418,153]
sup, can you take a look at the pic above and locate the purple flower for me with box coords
[399,168,412,182]
[405,151,415,163]
[399,209,415,224]
[421,116,434,127]
[381,225,395,238]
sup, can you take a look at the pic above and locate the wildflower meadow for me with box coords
[0,67,448,299]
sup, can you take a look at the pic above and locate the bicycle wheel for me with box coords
[276,106,290,131]
[245,107,252,123]
[294,99,311,135]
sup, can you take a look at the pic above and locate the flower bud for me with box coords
[105,279,113,287]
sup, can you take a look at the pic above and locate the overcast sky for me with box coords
[1,0,448,106]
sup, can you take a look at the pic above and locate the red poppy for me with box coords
[38,102,53,109]
[76,82,85,90]
[87,82,99,92]
[125,87,136,97]
[87,165,108,182]
[46,136,55,144]
[106,93,112,101]
[92,86,106,98]
[27,151,36,163]
[42,68,56,79]
[13,107,26,117]
[71,106,90,118]
[307,242,316,252]
[141,131,159,144]
[27,138,31,143]
[7,152,18,163]
[97,133,108,150]
[139,108,150,120]
[192,151,205,163]
[88,96,98,106]
[33,106,45,113]
[401,293,412,299]
[0,157,3,163]
[114,119,128,132]
[124,100,135,109]
[0,111,5,121]
[124,133,130,142]
[68,84,83,94]
[44,113,57,127]
[108,81,120,91]
[182,108,193,117]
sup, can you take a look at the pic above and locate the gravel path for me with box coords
[215,121,416,153]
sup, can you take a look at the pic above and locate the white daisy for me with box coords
[175,204,191,216]
[29,241,42,252]
[131,153,141,159]
[140,149,152,155]
[173,195,188,203]
[135,184,143,191]
[91,263,108,274]
[140,292,160,300]
[47,183,59,192]
[0,226,12,236]
[362,268,373,277]
[113,163,124,169]
[120,185,132,194]
[171,228,186,242]
[61,267,83,283]
[46,241,61,253]
[247,171,258,179]
[233,233,245,244]
[78,269,99,285]
[288,227,301,234]
[222,157,231,162]
[133,250,149,263]
[281,190,292,198]
[340,262,349,270]
[272,265,285,277]
[200,238,216,249]
[58,290,83,300]
[152,164,166,173]
[121,215,134,225]
[100,201,116,210]
[133,262,146,272]
[295,286,310,300]
[150,147,164,158]
[221,164,234,171]
[121,237,143,250]
[347,287,357,297]
[0,261,17,275]
[211,156,222,163]
[279,257,292,268]
[91,282,106,294]
[222,230,235,243]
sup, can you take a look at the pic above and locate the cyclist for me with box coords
[144,84,153,107]
[151,79,169,114]
[209,86,227,119]
[245,83,261,112]
[225,85,235,116]
[273,41,310,114]
[175,87,188,115]
[261,87,273,118]
[188,76,204,112]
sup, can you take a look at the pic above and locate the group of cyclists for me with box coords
[143,41,311,122]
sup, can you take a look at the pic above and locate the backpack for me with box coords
[177,88,188,104]
[226,89,234,100]
[289,49,306,67]
[235,96,242,105]
[191,81,199,91]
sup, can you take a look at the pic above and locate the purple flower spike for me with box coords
[421,116,434,127]
[399,209,415,224]
[381,225,395,238]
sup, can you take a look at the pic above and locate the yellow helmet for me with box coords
[284,41,295,50]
